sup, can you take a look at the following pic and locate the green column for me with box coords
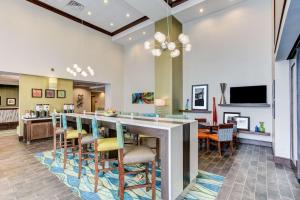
[155,16,183,115]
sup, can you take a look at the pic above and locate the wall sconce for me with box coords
[48,77,58,90]
[154,99,166,107]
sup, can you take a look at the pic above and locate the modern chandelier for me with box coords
[144,1,192,58]
[66,12,95,77]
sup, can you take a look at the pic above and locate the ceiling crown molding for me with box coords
[25,0,149,37]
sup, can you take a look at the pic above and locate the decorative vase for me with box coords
[220,83,227,104]
[255,125,259,133]
[212,97,218,125]
[259,122,265,133]
[185,99,190,110]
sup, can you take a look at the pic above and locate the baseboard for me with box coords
[239,138,272,147]
[274,156,292,168]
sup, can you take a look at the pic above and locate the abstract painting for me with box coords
[45,89,55,98]
[57,90,66,98]
[132,92,154,104]
[32,89,42,98]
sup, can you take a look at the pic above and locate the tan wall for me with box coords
[73,87,91,113]
[92,92,105,111]
[0,85,19,107]
[19,74,73,136]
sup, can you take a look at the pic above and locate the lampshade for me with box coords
[48,77,57,90]
[154,99,166,107]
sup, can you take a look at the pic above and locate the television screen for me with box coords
[230,85,267,103]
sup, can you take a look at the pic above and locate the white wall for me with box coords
[0,0,124,110]
[274,60,291,159]
[123,38,155,113]
[182,0,273,141]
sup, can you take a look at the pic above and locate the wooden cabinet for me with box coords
[30,122,53,140]
[23,118,56,144]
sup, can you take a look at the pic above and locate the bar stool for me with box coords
[92,117,121,192]
[196,118,209,150]
[117,122,156,200]
[61,114,87,169]
[52,113,64,160]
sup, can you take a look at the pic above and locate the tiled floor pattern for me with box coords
[1,134,299,200]
[199,144,300,200]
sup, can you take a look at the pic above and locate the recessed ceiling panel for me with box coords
[40,0,145,32]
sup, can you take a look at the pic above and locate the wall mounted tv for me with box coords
[230,85,267,104]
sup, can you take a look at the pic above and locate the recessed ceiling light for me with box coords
[199,8,204,13]
[126,13,130,18]
[110,22,114,26]
[142,31,146,35]
[104,0,108,4]
[129,37,132,41]
[87,11,92,16]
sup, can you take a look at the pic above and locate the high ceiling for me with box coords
[26,0,246,40]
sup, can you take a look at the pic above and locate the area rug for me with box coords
[35,150,223,200]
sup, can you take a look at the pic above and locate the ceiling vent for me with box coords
[65,0,85,12]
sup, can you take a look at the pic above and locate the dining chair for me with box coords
[196,118,209,150]
[207,124,234,157]
[117,122,156,200]
[232,124,239,148]
[52,113,65,160]
[61,114,87,169]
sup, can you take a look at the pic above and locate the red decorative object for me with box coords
[212,97,218,125]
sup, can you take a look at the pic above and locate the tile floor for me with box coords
[0,133,299,200]
[199,144,300,200]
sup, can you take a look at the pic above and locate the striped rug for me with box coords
[36,150,223,200]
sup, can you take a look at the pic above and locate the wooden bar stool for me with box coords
[117,122,156,200]
[196,118,209,150]
[52,114,65,160]
[61,114,87,169]
[92,117,122,192]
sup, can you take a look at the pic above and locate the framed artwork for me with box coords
[132,92,154,104]
[57,90,66,98]
[6,98,16,106]
[234,116,250,131]
[32,89,42,98]
[45,89,55,98]
[0,96,1,105]
[223,112,241,123]
[192,84,208,110]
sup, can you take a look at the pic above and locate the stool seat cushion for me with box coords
[81,134,94,144]
[123,146,156,164]
[55,128,64,135]
[208,134,218,141]
[97,137,119,151]
[66,129,87,139]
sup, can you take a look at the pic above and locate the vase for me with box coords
[212,97,218,125]
[185,99,190,110]
[259,122,265,133]
[220,83,227,104]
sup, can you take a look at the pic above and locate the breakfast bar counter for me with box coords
[64,113,198,200]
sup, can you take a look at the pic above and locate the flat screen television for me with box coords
[230,85,267,104]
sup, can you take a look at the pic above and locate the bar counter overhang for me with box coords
[63,113,198,200]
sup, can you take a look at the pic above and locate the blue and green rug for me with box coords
[35,150,223,200]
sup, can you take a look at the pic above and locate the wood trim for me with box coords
[274,0,287,52]
[25,0,149,36]
[183,123,190,189]
[164,0,188,8]
[111,16,149,36]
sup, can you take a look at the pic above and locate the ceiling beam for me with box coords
[25,0,149,37]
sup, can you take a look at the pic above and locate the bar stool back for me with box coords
[52,113,64,160]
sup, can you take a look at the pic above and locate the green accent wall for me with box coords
[19,74,73,136]
[0,85,19,107]
[155,16,183,115]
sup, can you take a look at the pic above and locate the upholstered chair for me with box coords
[207,124,234,157]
